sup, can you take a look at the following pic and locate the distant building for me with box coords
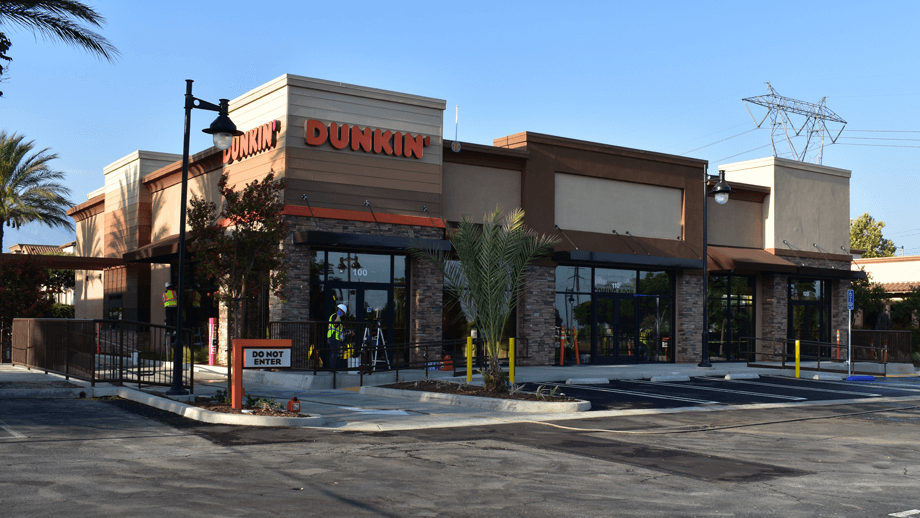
[8,241,76,305]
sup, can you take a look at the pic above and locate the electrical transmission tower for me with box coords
[743,83,846,164]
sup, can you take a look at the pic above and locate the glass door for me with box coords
[593,294,638,364]
[325,284,394,363]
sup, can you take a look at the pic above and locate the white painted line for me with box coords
[889,509,920,517]
[628,379,806,401]
[725,373,760,380]
[560,383,720,405]
[650,375,691,382]
[0,420,26,440]
[565,378,610,385]
[721,378,882,397]
[340,407,410,416]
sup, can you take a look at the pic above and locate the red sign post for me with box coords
[232,339,292,409]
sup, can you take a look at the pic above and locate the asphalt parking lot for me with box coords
[522,375,920,410]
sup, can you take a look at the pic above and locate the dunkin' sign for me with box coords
[304,119,431,159]
[222,120,281,164]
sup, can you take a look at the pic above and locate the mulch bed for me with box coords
[381,380,578,402]
[154,394,307,417]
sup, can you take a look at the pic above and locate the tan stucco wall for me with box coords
[151,170,222,242]
[74,214,104,319]
[443,163,521,223]
[74,270,104,319]
[103,151,181,257]
[720,156,850,255]
[853,257,920,284]
[554,173,682,239]
[708,198,763,248]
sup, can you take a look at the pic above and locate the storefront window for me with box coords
[594,268,636,294]
[327,252,391,283]
[556,265,590,293]
[708,275,756,362]
[555,266,674,364]
[788,278,831,358]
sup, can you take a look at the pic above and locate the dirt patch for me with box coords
[148,393,308,418]
[381,380,577,402]
[191,399,306,418]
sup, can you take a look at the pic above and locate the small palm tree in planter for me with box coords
[414,207,558,393]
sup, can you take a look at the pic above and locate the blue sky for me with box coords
[1,1,918,253]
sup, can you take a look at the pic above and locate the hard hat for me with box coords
[337,304,347,313]
[165,282,173,289]
[193,283,200,289]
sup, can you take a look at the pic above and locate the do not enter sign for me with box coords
[244,348,291,368]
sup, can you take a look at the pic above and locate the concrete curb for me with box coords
[359,386,591,413]
[110,386,326,427]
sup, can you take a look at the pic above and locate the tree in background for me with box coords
[414,207,558,392]
[0,132,73,276]
[850,213,896,258]
[0,0,118,96]
[0,254,53,328]
[851,271,889,328]
[187,171,289,347]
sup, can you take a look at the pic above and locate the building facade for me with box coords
[67,74,862,366]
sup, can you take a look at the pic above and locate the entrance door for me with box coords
[593,294,638,364]
[789,302,827,359]
[324,283,393,344]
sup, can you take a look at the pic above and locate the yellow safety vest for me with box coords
[191,291,202,308]
[327,313,343,340]
[163,289,178,308]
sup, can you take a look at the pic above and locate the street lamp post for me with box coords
[166,79,242,396]
[698,168,734,368]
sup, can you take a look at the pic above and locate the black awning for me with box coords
[293,231,451,252]
[553,250,704,270]
[796,266,868,280]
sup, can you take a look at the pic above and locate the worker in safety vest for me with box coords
[327,304,347,369]
[163,282,178,333]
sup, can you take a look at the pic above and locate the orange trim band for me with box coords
[282,205,445,228]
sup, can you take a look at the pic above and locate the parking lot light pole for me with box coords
[166,79,242,396]
[699,168,734,368]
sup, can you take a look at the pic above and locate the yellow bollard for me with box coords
[795,339,800,379]
[509,338,515,384]
[466,336,473,383]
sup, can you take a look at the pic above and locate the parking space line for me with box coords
[555,383,720,405]
[628,379,807,401]
[723,378,883,397]
[0,420,25,440]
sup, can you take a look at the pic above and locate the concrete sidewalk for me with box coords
[2,361,917,432]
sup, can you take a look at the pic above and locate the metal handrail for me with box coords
[740,336,890,376]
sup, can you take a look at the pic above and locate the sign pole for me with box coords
[847,288,854,378]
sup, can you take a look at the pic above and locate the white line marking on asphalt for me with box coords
[719,378,883,397]
[340,407,410,416]
[627,379,806,401]
[889,509,920,517]
[557,383,720,405]
[0,420,26,440]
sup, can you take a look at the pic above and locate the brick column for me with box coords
[676,274,703,363]
[520,265,555,366]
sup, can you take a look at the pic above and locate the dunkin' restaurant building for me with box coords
[68,74,862,366]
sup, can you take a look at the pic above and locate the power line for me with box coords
[683,128,761,155]
[712,144,772,163]
[662,122,750,152]
[843,129,920,133]
[838,136,920,141]
[834,143,920,148]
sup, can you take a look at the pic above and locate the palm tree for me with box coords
[415,207,558,392]
[0,1,118,95]
[0,131,74,276]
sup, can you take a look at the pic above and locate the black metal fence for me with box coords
[11,318,196,389]
[743,336,896,376]
[851,330,912,362]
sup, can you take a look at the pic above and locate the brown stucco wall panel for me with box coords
[285,178,440,218]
